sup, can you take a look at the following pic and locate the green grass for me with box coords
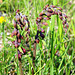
[0,0,75,75]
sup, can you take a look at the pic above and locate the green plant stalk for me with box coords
[50,7,55,75]
[50,29,54,75]
[32,43,36,75]
[58,42,70,73]
[16,36,23,75]
[2,22,6,74]
[16,48,19,75]
[28,57,31,75]
[34,64,46,75]
[18,59,23,75]
[16,48,23,75]
[39,41,42,75]
[50,0,57,75]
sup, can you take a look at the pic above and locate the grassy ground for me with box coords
[0,0,75,75]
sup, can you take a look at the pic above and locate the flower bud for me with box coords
[57,7,62,10]
[62,20,66,25]
[21,36,23,39]
[48,9,53,13]
[54,11,58,15]
[42,22,48,26]
[15,15,20,21]
[41,29,45,33]
[45,4,49,8]
[18,53,22,60]
[45,13,51,17]
[15,44,19,48]
[12,41,15,45]
[11,31,15,37]
[66,23,69,28]
[39,12,44,16]
[58,11,62,16]
[21,47,26,54]
[18,39,21,43]
[13,20,17,28]
[14,30,18,35]
[27,29,30,34]
[38,16,43,20]
[16,9,19,13]
[51,5,56,8]
[59,16,63,20]
[35,39,39,43]
[17,32,20,38]
[25,26,29,31]
[40,33,45,39]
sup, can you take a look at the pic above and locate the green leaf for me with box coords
[18,47,23,53]
[42,40,46,46]
[7,37,15,41]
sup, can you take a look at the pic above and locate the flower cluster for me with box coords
[0,16,6,23]
[35,4,69,43]
[11,9,30,60]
